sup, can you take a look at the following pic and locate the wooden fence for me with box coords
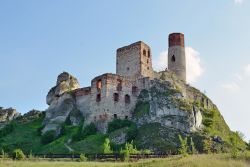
[32,153,175,161]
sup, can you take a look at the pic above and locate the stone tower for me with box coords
[116,41,153,78]
[168,33,186,82]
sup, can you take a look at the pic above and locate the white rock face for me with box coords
[135,80,203,133]
[43,93,75,135]
[0,107,21,123]
[43,72,80,135]
[46,72,80,105]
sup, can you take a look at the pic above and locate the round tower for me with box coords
[168,33,186,82]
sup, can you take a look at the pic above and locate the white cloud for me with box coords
[221,64,250,92]
[234,0,244,5]
[221,82,240,92]
[186,47,204,83]
[244,64,250,76]
[153,47,204,83]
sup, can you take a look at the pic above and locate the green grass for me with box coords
[70,133,107,154]
[0,153,250,167]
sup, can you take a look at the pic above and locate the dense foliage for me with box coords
[0,121,17,137]
[41,130,56,144]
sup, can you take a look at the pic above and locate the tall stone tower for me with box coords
[116,41,153,78]
[168,33,186,82]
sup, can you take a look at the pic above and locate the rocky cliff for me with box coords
[43,72,81,135]
[0,107,21,128]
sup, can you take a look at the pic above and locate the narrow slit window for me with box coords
[171,55,176,62]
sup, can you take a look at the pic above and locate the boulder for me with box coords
[46,72,80,105]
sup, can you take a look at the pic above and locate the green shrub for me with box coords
[79,153,87,161]
[127,124,138,141]
[103,138,112,153]
[81,123,97,139]
[189,137,198,154]
[178,135,188,157]
[41,130,56,144]
[72,122,84,141]
[0,121,17,138]
[203,118,213,127]
[230,132,239,158]
[202,138,212,154]
[120,141,139,161]
[37,125,45,136]
[107,119,134,133]
[134,101,150,117]
[12,149,25,160]
[73,123,97,141]
[141,149,153,154]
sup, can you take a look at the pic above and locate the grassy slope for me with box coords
[0,153,250,167]
[0,116,106,154]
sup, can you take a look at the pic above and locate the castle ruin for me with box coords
[71,33,187,130]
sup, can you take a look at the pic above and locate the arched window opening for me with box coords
[96,94,101,102]
[143,49,146,56]
[113,93,119,102]
[125,116,128,119]
[125,94,131,104]
[148,50,150,58]
[96,79,102,90]
[171,55,176,62]
[114,114,117,119]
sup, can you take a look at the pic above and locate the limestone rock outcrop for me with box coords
[43,72,80,135]
[46,72,80,105]
[134,79,206,133]
[0,107,21,123]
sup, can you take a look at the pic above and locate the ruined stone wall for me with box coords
[116,41,153,78]
[74,87,92,118]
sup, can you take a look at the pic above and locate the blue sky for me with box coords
[0,0,250,140]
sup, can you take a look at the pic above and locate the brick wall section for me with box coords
[73,87,91,97]
[116,41,153,78]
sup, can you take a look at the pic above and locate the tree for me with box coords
[189,137,198,154]
[12,149,26,160]
[230,132,239,158]
[178,135,188,157]
[202,138,212,154]
[103,138,112,154]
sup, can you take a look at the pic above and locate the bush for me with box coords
[134,101,150,117]
[189,137,198,154]
[41,130,56,144]
[103,138,112,153]
[12,149,25,160]
[107,119,134,133]
[202,138,212,154]
[230,132,239,158]
[127,124,138,142]
[81,123,97,139]
[37,125,45,136]
[0,121,17,137]
[120,141,139,161]
[203,118,213,127]
[73,123,97,141]
[178,135,188,157]
[79,153,87,161]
